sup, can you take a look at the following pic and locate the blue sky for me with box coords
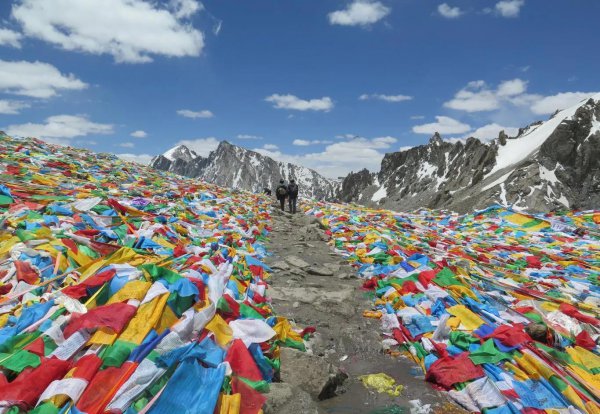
[0,0,598,178]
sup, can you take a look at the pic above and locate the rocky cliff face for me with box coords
[340,94,600,213]
[150,141,339,200]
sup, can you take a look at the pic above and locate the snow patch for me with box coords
[417,162,436,179]
[249,154,261,168]
[557,193,570,208]
[372,185,387,202]
[539,165,559,185]
[163,145,185,161]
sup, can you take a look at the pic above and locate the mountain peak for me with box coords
[429,132,443,146]
[162,145,198,162]
[217,140,233,149]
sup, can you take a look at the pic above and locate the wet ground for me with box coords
[264,206,452,414]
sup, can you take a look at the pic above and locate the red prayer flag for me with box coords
[231,377,267,414]
[15,261,40,284]
[425,352,484,390]
[225,339,264,382]
[63,302,136,338]
[0,357,70,409]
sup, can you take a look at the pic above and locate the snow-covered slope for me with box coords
[489,93,600,176]
[340,94,600,213]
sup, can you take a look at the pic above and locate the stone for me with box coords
[263,383,320,414]
[279,347,347,400]
[323,263,341,272]
[270,260,290,271]
[285,255,310,268]
[307,266,334,276]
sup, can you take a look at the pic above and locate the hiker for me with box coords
[287,179,299,213]
[263,187,272,196]
[275,179,287,211]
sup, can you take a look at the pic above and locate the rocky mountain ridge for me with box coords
[150,141,339,200]
[340,94,600,213]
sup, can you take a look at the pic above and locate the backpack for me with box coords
[288,183,298,197]
[276,186,287,197]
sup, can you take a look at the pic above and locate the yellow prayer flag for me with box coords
[206,313,233,347]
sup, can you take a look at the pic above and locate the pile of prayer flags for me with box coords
[0,134,306,414]
[305,201,600,414]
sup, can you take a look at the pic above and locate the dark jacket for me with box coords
[287,183,299,198]
[275,184,287,199]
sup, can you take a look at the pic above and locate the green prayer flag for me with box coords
[468,339,511,365]
[0,349,41,373]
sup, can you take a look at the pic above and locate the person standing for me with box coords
[275,179,287,211]
[287,179,299,213]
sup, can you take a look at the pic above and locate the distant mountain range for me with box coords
[150,94,600,213]
[150,141,339,200]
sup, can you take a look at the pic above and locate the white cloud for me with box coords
[177,109,214,118]
[12,0,204,63]
[460,123,519,141]
[335,133,359,140]
[359,93,413,102]
[173,137,220,157]
[262,144,279,151]
[169,0,203,19]
[118,142,135,148]
[437,3,463,19]
[292,139,334,146]
[0,28,23,48]
[236,134,263,140]
[399,145,413,152]
[444,80,500,112]
[5,114,113,145]
[413,116,471,135]
[530,92,599,115]
[255,136,398,178]
[130,130,148,138]
[497,78,527,97]
[117,153,154,165]
[265,94,334,112]
[444,78,532,112]
[0,60,87,98]
[328,0,390,27]
[444,78,598,117]
[495,0,524,18]
[0,100,29,115]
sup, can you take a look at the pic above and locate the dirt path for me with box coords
[264,207,451,414]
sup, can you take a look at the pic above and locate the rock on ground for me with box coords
[306,266,334,276]
[263,383,321,414]
[285,255,310,268]
[279,347,348,400]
